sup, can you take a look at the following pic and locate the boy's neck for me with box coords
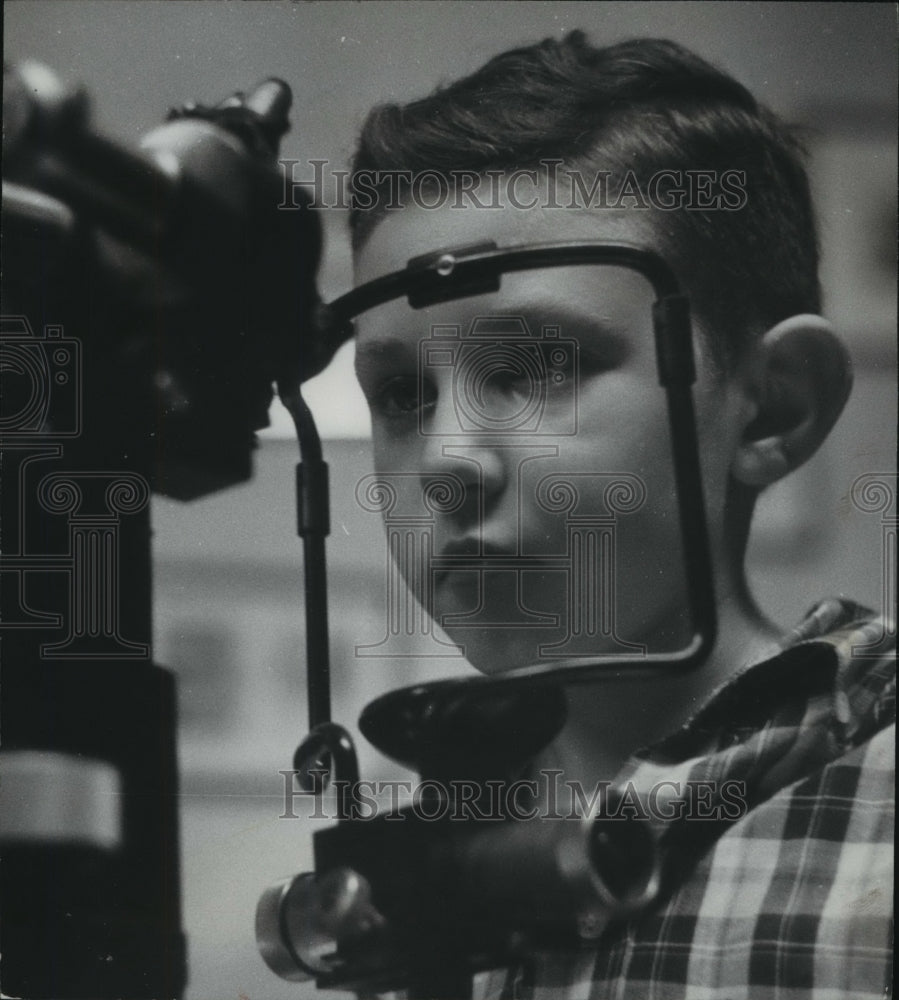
[540,592,784,786]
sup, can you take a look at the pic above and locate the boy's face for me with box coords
[353,195,746,675]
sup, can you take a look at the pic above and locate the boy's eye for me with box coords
[483,365,531,391]
[371,376,436,418]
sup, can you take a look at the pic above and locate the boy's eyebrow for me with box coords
[501,302,628,338]
[354,338,416,376]
[352,299,639,376]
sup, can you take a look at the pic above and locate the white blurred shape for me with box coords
[262,340,371,441]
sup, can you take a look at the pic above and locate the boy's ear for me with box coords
[731,315,853,488]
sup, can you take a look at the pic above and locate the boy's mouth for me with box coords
[430,540,570,626]
[433,538,574,577]
[433,539,516,581]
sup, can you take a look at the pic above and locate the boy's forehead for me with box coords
[352,194,729,386]
[351,200,670,375]
[352,194,661,286]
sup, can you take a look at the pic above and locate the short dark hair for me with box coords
[350,32,821,369]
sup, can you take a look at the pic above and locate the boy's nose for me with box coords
[419,388,509,522]
[420,435,508,511]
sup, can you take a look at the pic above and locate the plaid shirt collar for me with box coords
[616,598,894,824]
[487,598,895,1000]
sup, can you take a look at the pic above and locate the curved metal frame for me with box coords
[292,239,718,784]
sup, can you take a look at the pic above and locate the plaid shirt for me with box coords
[483,599,895,1000]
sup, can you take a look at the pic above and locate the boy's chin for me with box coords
[440,622,656,677]
[432,570,573,674]
[442,626,552,675]
[441,625,603,676]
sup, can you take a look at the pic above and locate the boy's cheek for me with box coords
[370,430,423,473]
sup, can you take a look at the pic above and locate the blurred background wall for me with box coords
[4,3,896,999]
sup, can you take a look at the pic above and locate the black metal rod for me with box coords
[302,529,331,729]
[324,240,683,326]
[289,392,332,731]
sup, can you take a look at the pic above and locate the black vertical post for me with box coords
[1,263,186,997]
